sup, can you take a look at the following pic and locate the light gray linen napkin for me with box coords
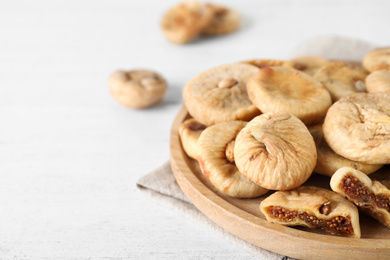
[137,35,377,259]
[137,162,285,260]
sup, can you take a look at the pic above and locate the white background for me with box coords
[1,0,390,259]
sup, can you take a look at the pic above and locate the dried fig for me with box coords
[260,186,361,238]
[201,4,241,35]
[234,112,317,190]
[313,61,367,102]
[241,59,293,69]
[363,47,390,72]
[342,60,369,77]
[247,66,332,125]
[183,63,261,126]
[179,118,206,160]
[161,1,214,44]
[308,124,383,177]
[366,70,390,93]
[197,120,268,198]
[289,56,328,76]
[323,93,390,164]
[108,69,167,109]
[331,167,390,228]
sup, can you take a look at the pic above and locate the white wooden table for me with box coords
[1,0,389,258]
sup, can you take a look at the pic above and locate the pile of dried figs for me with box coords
[179,47,390,238]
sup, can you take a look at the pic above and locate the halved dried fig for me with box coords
[260,186,361,238]
[183,63,261,126]
[247,66,332,125]
[313,61,367,102]
[308,124,383,177]
[108,69,167,109]
[366,70,390,93]
[330,167,390,228]
[234,112,317,190]
[289,56,329,76]
[201,3,241,35]
[179,118,206,160]
[363,47,390,72]
[197,120,268,198]
[323,93,390,164]
[161,1,214,44]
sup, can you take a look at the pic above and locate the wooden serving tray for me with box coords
[170,106,390,260]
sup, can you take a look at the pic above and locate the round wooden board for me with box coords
[169,106,390,260]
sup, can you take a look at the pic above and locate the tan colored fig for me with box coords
[201,4,241,35]
[178,118,206,160]
[366,69,390,93]
[247,66,332,125]
[183,63,261,126]
[234,112,317,190]
[161,1,214,44]
[313,61,367,102]
[323,93,390,164]
[308,124,383,177]
[197,120,268,198]
[330,167,390,228]
[260,186,361,238]
[363,47,390,72]
[241,59,293,69]
[289,56,329,76]
[342,60,369,77]
[108,69,167,109]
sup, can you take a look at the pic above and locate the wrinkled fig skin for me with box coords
[234,112,317,191]
[183,63,261,126]
[247,66,332,126]
[108,70,167,109]
[260,186,361,238]
[323,93,390,164]
[197,121,268,198]
[308,124,383,177]
[178,118,207,160]
[330,167,390,228]
[313,61,367,102]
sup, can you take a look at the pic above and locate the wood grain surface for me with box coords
[170,106,390,260]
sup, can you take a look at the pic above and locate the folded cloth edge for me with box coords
[136,161,287,260]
